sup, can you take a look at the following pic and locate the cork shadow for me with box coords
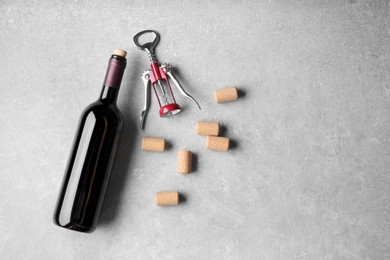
[219,125,228,136]
[191,152,198,173]
[229,139,238,150]
[218,124,238,150]
[237,88,247,99]
[165,139,173,150]
[178,192,187,204]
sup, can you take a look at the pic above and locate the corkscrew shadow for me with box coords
[99,57,141,226]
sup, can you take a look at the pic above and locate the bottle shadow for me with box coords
[98,114,137,225]
[99,57,141,226]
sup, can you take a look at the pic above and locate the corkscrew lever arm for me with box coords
[165,66,201,110]
[140,71,152,130]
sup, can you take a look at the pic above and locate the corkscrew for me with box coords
[133,30,201,130]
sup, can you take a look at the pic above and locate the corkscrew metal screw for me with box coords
[133,30,201,130]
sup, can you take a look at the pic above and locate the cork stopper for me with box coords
[113,49,127,58]
[197,121,220,136]
[177,150,192,174]
[156,191,179,206]
[142,137,166,152]
[214,87,238,103]
[206,136,229,151]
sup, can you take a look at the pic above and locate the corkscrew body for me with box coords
[133,30,201,130]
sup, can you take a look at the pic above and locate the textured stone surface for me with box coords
[1,0,390,259]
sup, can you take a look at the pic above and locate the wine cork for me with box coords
[142,137,165,152]
[113,49,127,58]
[156,191,179,206]
[177,150,192,174]
[206,136,229,151]
[214,87,238,103]
[197,121,219,136]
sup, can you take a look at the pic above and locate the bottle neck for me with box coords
[99,54,127,104]
[99,85,119,104]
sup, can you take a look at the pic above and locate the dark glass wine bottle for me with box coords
[54,50,127,232]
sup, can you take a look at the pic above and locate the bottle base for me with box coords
[55,222,95,233]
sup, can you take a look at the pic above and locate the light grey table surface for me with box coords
[1,0,390,259]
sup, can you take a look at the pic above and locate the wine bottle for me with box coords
[54,49,127,232]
